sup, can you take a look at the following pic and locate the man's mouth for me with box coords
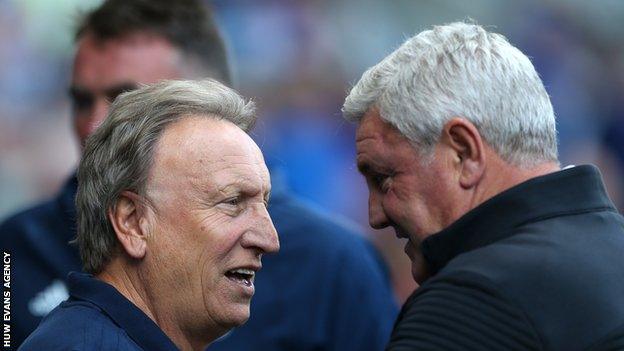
[225,268,256,287]
[394,227,409,239]
[404,241,414,257]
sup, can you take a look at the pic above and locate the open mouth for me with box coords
[225,268,255,287]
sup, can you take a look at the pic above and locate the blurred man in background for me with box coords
[344,22,624,349]
[21,79,280,351]
[1,0,397,348]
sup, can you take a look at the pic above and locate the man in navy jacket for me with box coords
[21,79,282,350]
[1,0,397,349]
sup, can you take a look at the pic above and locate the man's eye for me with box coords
[373,174,392,192]
[70,93,94,112]
[223,197,241,206]
[106,86,137,103]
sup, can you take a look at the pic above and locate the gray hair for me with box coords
[342,22,558,166]
[76,79,256,273]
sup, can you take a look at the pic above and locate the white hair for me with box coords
[342,22,558,166]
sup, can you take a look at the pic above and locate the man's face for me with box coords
[356,109,461,282]
[145,116,279,335]
[71,32,183,147]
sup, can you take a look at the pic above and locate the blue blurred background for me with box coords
[1,0,623,301]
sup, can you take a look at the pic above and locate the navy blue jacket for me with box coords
[1,170,398,350]
[387,165,624,350]
[19,273,178,351]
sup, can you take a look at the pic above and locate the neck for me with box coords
[97,259,210,351]
[473,156,560,209]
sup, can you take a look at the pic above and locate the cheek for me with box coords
[149,208,198,265]
[197,216,246,261]
[385,183,432,231]
[73,117,89,141]
[380,191,399,218]
[385,180,419,215]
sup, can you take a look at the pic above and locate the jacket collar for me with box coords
[67,272,179,351]
[57,174,78,243]
[421,165,616,277]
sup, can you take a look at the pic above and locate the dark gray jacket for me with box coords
[388,165,624,351]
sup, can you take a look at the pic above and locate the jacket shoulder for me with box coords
[0,198,61,238]
[441,211,624,350]
[19,300,141,351]
[389,273,542,350]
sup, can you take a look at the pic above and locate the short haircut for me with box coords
[76,0,231,85]
[342,22,558,166]
[76,79,256,273]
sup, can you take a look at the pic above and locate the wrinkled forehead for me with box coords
[150,116,269,190]
[356,108,402,146]
[208,154,270,193]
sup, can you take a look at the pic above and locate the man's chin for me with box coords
[228,303,251,326]
[407,244,430,284]
[411,260,430,285]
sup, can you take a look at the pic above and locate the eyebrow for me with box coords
[67,86,90,101]
[357,157,393,178]
[68,82,139,102]
[357,161,371,175]
[355,134,378,144]
[216,180,271,199]
[104,83,139,101]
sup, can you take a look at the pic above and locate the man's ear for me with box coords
[441,118,486,189]
[108,191,150,260]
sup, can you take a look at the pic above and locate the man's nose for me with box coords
[243,204,280,254]
[86,98,110,135]
[368,191,389,229]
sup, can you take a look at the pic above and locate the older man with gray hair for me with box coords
[344,22,624,350]
[20,79,279,351]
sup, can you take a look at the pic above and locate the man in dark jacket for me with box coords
[21,79,281,351]
[343,21,624,350]
[1,0,398,349]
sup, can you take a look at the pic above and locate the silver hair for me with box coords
[342,21,558,166]
[76,79,256,273]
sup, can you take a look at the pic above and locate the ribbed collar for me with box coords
[421,165,616,277]
[67,272,179,351]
